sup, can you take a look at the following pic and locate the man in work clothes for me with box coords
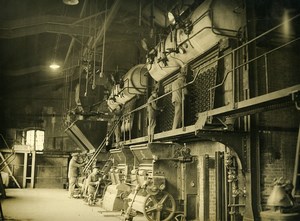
[147,90,162,142]
[172,65,188,130]
[68,153,86,198]
[86,167,100,205]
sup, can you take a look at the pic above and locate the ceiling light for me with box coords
[63,0,79,5]
[49,63,60,70]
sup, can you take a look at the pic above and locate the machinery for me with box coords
[102,146,134,211]
[107,64,148,112]
[146,0,243,82]
[107,64,148,135]
[260,177,300,221]
[124,142,198,221]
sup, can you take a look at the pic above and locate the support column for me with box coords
[30,151,36,188]
[22,153,28,188]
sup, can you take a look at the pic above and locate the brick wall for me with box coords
[260,130,298,209]
[257,44,299,210]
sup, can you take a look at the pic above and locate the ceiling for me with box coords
[0,0,193,130]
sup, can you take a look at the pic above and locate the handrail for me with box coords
[209,36,300,96]
[106,12,300,146]
[120,13,300,118]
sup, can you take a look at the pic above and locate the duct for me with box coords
[107,64,148,111]
[147,0,244,81]
[65,120,107,152]
[0,15,95,38]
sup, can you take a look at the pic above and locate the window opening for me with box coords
[25,129,44,151]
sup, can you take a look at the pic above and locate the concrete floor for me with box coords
[0,188,146,221]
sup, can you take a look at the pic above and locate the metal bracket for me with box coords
[195,130,249,171]
[195,112,208,130]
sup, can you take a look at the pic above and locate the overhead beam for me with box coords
[4,66,49,76]
[0,15,96,38]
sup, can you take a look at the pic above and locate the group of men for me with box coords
[67,66,188,202]
[68,153,100,205]
[108,65,188,145]
[147,65,188,142]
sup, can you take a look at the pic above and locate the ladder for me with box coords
[292,123,300,201]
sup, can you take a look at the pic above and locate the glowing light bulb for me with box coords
[49,63,60,70]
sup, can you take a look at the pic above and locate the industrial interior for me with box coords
[0,0,300,220]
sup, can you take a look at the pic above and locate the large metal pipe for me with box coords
[215,151,225,221]
[147,0,244,82]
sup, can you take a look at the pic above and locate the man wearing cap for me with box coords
[86,167,100,205]
[68,153,86,198]
[172,65,188,130]
[147,89,162,142]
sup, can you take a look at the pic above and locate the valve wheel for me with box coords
[174,214,186,221]
[143,191,176,221]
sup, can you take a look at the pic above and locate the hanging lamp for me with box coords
[63,0,79,5]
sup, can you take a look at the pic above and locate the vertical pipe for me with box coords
[23,153,28,188]
[264,54,269,93]
[244,0,260,220]
[138,0,142,26]
[224,152,228,221]
[30,151,36,188]
[203,154,210,221]
[215,151,220,221]
[216,151,225,221]
[221,153,225,221]
[231,52,235,109]
[182,87,185,128]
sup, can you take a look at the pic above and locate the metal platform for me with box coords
[120,84,300,146]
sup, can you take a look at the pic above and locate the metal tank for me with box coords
[108,64,148,111]
[147,0,243,81]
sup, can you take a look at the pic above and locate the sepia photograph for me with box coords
[0,0,299,220]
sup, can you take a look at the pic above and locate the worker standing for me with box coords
[172,65,188,130]
[112,103,123,146]
[68,153,86,198]
[147,90,162,142]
